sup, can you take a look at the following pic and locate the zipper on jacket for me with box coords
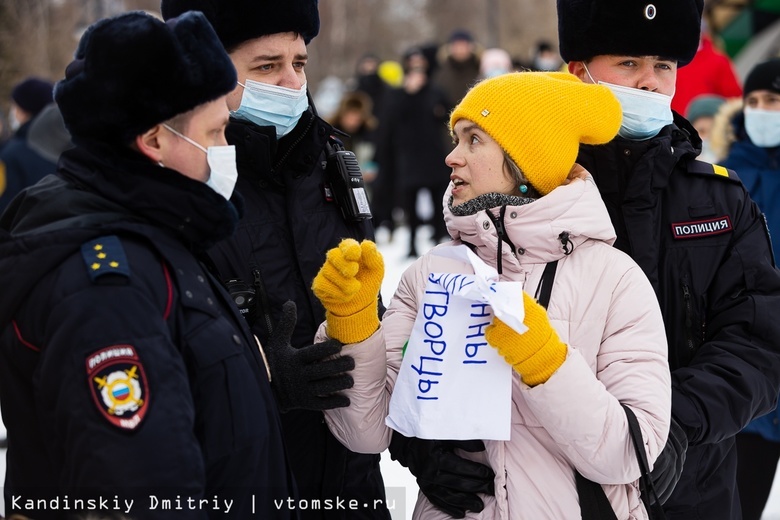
[273,114,316,173]
[252,267,275,336]
[485,206,517,275]
[681,277,695,351]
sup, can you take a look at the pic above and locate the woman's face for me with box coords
[446,119,519,205]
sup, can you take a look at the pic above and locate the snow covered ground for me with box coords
[2,223,780,519]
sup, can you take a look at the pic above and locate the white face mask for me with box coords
[584,63,673,141]
[231,79,309,138]
[162,124,238,200]
[744,107,780,148]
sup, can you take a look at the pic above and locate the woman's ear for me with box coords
[135,124,165,163]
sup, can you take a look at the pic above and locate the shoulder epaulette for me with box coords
[81,235,131,282]
[686,160,741,183]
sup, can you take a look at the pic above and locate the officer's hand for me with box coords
[263,301,355,412]
[649,415,688,504]
[389,431,495,518]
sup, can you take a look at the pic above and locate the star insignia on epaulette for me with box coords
[81,236,131,282]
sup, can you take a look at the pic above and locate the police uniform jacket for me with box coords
[576,113,780,520]
[0,142,296,519]
[206,108,389,519]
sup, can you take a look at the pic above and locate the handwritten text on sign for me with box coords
[387,246,522,440]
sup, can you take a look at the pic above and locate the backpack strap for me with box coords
[623,404,667,519]
[576,471,619,520]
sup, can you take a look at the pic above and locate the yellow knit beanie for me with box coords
[449,71,622,195]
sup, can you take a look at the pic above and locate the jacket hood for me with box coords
[0,142,241,327]
[442,174,616,271]
[710,98,743,162]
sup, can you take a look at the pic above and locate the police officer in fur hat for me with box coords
[556,1,780,519]
[159,1,388,518]
[0,11,297,518]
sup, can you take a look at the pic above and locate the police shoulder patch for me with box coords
[671,215,733,239]
[81,235,131,282]
[87,345,149,430]
[685,160,741,183]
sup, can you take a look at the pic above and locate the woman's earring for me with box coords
[519,184,528,194]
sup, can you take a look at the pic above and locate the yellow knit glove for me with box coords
[312,238,384,344]
[485,292,567,386]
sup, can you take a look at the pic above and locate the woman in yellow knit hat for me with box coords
[312,71,671,519]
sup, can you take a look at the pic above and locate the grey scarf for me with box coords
[448,192,536,216]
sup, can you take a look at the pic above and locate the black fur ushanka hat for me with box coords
[160,0,320,51]
[557,0,704,67]
[55,11,237,146]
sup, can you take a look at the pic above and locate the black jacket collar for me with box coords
[7,141,241,250]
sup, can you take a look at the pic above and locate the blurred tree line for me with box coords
[0,0,558,117]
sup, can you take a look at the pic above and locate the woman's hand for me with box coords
[311,239,384,344]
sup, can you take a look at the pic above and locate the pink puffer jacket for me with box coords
[323,176,670,520]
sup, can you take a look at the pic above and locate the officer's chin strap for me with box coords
[485,205,518,275]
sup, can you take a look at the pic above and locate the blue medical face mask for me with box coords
[231,79,309,138]
[162,124,238,200]
[584,64,674,141]
[744,107,780,148]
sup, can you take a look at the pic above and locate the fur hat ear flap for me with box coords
[557,0,703,67]
[161,0,320,51]
[55,10,236,146]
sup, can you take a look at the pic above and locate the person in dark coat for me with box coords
[160,1,389,518]
[722,57,780,520]
[388,1,780,519]
[353,53,389,122]
[376,47,451,257]
[0,11,296,519]
[432,29,481,107]
[0,77,57,212]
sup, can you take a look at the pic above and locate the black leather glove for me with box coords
[649,415,688,505]
[263,301,356,412]
[389,431,495,518]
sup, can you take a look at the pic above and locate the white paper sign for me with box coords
[386,246,524,441]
